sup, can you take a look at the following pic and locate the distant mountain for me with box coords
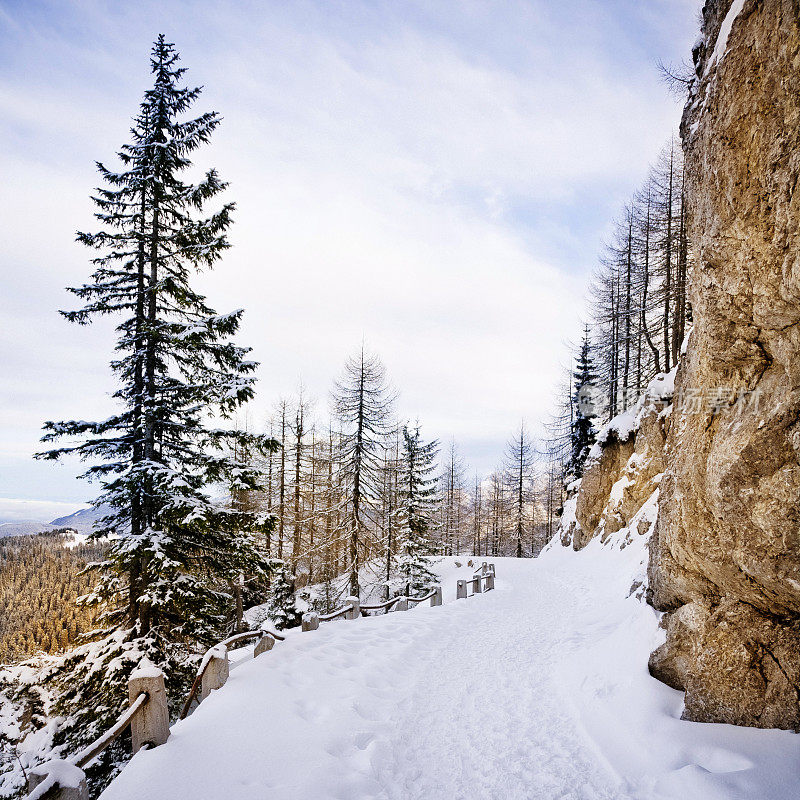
[0,506,109,539]
[50,505,109,536]
[0,520,60,538]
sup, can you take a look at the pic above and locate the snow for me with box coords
[49,505,109,536]
[587,367,678,464]
[27,759,86,798]
[704,0,746,76]
[196,645,227,678]
[128,659,162,681]
[98,547,800,800]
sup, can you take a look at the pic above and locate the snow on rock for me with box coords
[704,0,746,76]
[566,369,675,551]
[98,554,799,800]
[588,366,677,463]
[27,759,87,798]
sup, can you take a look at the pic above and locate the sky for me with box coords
[0,0,701,522]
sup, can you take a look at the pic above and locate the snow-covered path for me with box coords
[101,543,800,800]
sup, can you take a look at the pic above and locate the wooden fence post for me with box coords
[488,563,496,576]
[301,612,320,632]
[200,646,229,701]
[456,579,467,599]
[481,561,488,575]
[27,760,88,800]
[484,573,495,590]
[128,662,170,754]
[345,596,360,620]
[472,575,482,594]
[255,633,276,655]
[393,597,408,612]
[431,586,443,607]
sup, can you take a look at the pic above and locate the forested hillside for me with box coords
[0,534,102,663]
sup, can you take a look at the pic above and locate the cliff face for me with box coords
[647,0,800,729]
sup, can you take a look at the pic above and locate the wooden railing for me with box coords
[25,563,496,799]
[179,628,286,720]
[23,662,170,800]
[457,561,496,598]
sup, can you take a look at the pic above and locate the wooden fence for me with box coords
[24,562,496,799]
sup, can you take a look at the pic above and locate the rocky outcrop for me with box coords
[647,0,800,730]
[569,374,673,551]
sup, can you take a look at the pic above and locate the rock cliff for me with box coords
[647,0,800,729]
[561,0,800,729]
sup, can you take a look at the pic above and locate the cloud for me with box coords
[0,497,90,524]
[0,0,700,493]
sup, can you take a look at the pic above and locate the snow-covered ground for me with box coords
[100,539,800,800]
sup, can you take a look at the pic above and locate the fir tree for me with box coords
[266,566,304,630]
[568,327,599,479]
[37,36,276,644]
[396,424,439,596]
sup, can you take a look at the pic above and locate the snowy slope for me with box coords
[99,543,799,800]
[49,505,107,535]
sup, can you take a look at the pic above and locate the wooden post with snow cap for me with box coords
[472,575,482,594]
[255,633,276,655]
[200,645,229,701]
[393,597,408,612]
[488,562,496,576]
[301,612,320,632]
[345,596,360,620]
[456,579,467,599]
[484,572,495,591]
[128,660,170,753]
[431,586,443,606]
[481,561,488,575]
[27,760,88,800]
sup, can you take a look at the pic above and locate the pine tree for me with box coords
[568,327,599,479]
[37,36,275,644]
[396,424,439,596]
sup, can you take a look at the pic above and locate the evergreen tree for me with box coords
[37,36,275,643]
[266,566,304,630]
[396,424,439,596]
[568,327,599,479]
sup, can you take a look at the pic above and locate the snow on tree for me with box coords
[396,424,439,596]
[29,37,277,779]
[266,566,305,630]
[568,327,599,479]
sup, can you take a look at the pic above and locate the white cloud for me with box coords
[0,497,90,524]
[0,0,699,492]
